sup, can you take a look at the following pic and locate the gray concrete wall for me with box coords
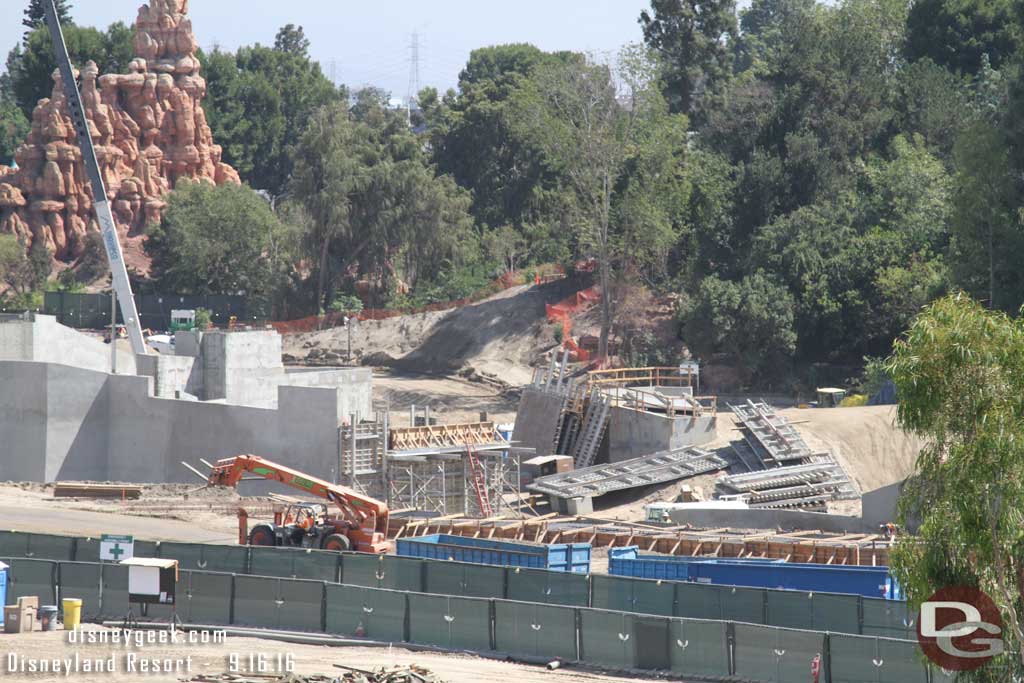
[607,407,717,462]
[0,315,136,374]
[0,362,47,481]
[136,353,197,398]
[862,481,903,528]
[283,368,373,422]
[2,360,347,485]
[664,507,872,533]
[511,388,566,459]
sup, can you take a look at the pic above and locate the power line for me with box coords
[406,31,421,106]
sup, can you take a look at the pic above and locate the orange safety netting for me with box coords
[545,286,602,364]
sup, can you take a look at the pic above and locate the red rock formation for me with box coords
[0,0,239,270]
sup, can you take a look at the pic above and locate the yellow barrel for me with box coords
[61,598,82,629]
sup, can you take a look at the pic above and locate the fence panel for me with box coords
[720,585,767,624]
[813,593,861,634]
[249,547,339,582]
[186,571,233,625]
[339,552,383,588]
[828,634,928,683]
[0,531,28,558]
[506,567,589,606]
[493,601,577,661]
[233,575,280,628]
[408,594,491,651]
[276,579,325,632]
[766,589,814,629]
[27,533,75,561]
[733,623,825,682]
[5,558,57,606]
[325,584,406,642]
[57,562,103,621]
[100,563,130,619]
[669,618,731,679]
[423,561,504,599]
[379,556,424,592]
[579,609,634,670]
[862,598,916,640]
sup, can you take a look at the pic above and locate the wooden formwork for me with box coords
[389,517,892,566]
[388,422,498,450]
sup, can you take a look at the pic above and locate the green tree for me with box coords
[23,0,72,40]
[889,293,1024,677]
[0,234,50,296]
[291,101,475,311]
[904,0,1021,75]
[7,23,132,118]
[516,46,688,359]
[950,121,1018,309]
[680,271,797,379]
[639,0,739,118]
[200,25,341,199]
[0,98,30,167]
[146,182,289,297]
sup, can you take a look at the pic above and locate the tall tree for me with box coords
[0,98,30,167]
[639,0,738,118]
[201,26,341,199]
[7,23,132,118]
[23,0,72,41]
[889,293,1024,677]
[904,0,1021,75]
[517,46,688,359]
[146,182,291,298]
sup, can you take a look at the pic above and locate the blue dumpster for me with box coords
[609,549,899,599]
[397,534,591,572]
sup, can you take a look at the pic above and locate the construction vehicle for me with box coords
[205,454,389,553]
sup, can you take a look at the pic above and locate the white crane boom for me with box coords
[42,0,149,356]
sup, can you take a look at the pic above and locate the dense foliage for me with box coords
[2,0,1024,380]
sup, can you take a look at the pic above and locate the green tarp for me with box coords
[186,571,233,625]
[158,542,248,574]
[232,575,280,628]
[828,634,929,683]
[276,578,325,632]
[592,574,675,616]
[339,552,383,588]
[669,617,731,678]
[5,559,56,606]
[423,560,505,599]
[493,600,577,661]
[579,609,635,670]
[250,547,339,582]
[733,623,825,682]
[57,562,103,620]
[325,584,406,642]
[407,593,491,651]
[0,531,28,558]
[506,566,589,606]
[26,533,75,561]
[99,563,129,619]
[378,556,424,592]
[862,598,916,640]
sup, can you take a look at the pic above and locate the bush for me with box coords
[194,308,212,330]
[329,294,364,315]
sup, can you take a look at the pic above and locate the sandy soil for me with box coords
[0,626,661,683]
[373,371,518,427]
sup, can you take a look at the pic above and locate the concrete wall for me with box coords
[861,481,903,529]
[136,353,198,398]
[663,507,872,533]
[607,407,717,462]
[511,388,566,459]
[0,315,136,375]
[1,359,348,485]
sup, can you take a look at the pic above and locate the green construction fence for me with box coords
[0,555,945,682]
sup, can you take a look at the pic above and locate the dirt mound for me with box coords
[284,280,582,386]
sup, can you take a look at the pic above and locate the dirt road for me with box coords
[0,626,655,683]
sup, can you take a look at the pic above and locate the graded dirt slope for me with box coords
[284,280,582,388]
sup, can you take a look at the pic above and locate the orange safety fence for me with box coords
[545,285,602,364]
[271,269,564,335]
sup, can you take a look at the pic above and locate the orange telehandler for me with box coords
[206,454,390,553]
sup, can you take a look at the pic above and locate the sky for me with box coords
[1,0,652,98]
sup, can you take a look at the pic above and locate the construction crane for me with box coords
[42,0,148,356]
[205,455,390,553]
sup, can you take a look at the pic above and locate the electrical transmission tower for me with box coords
[406,31,421,108]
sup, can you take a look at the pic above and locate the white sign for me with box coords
[100,534,134,562]
[679,362,699,375]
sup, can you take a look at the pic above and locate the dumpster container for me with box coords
[609,550,898,599]
[396,534,591,572]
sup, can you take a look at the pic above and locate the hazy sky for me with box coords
[1,1,652,97]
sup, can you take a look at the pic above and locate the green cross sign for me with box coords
[100,534,134,561]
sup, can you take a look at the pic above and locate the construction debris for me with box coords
[528,446,728,500]
[720,400,858,510]
[186,667,445,683]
